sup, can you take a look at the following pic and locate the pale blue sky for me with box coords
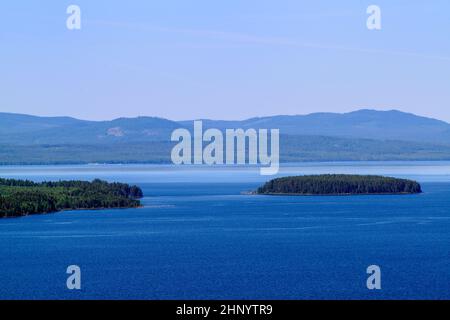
[1,1,450,121]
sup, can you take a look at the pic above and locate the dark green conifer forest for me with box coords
[257,175,422,195]
[0,178,143,218]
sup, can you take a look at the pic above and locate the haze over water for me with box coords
[1,162,449,299]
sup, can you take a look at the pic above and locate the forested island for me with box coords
[0,178,143,218]
[256,174,422,195]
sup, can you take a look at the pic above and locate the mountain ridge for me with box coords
[1,109,450,145]
[3,108,448,125]
[1,109,450,164]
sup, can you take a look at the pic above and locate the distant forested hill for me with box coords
[1,109,450,164]
[1,137,450,165]
[180,109,450,144]
[0,113,180,145]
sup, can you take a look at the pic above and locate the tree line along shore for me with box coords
[0,174,422,218]
[0,178,143,218]
[256,174,422,195]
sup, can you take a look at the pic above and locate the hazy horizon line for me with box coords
[1,108,447,124]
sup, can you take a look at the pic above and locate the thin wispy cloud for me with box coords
[89,19,450,62]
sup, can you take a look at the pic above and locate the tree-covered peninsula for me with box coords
[256,174,422,195]
[0,178,143,218]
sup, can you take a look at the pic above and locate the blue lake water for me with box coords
[0,162,449,300]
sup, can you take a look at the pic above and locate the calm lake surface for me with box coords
[0,162,449,299]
